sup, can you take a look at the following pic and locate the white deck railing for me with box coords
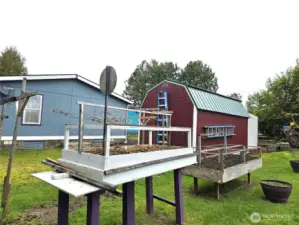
[63,124,192,155]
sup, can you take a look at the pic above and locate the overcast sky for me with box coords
[1,0,298,102]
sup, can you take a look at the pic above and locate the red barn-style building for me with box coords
[141,80,250,148]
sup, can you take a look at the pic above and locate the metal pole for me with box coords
[103,66,110,152]
[174,169,184,225]
[78,104,84,153]
[145,176,153,214]
[123,181,135,225]
[58,190,69,225]
[86,191,101,225]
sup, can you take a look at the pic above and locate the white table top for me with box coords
[31,171,101,197]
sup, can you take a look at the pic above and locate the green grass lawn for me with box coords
[1,149,299,225]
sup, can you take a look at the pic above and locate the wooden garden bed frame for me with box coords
[182,135,263,199]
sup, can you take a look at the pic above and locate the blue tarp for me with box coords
[127,111,139,133]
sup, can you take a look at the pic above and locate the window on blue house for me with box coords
[204,125,235,138]
[23,95,43,125]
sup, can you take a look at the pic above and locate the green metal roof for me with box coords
[188,86,249,118]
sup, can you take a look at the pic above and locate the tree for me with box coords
[228,92,242,101]
[123,59,218,105]
[179,60,218,92]
[123,60,181,105]
[0,46,28,76]
[246,59,299,138]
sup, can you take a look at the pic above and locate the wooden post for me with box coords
[220,149,224,171]
[224,135,227,153]
[0,104,6,149]
[240,147,246,163]
[1,78,30,222]
[168,115,172,146]
[215,183,220,200]
[104,128,111,157]
[193,178,198,194]
[63,127,70,150]
[148,131,152,146]
[162,113,165,145]
[247,173,251,184]
[187,131,192,148]
[258,146,262,158]
[218,149,221,165]
[142,112,145,145]
[197,136,201,165]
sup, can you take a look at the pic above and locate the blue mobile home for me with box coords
[0,75,132,148]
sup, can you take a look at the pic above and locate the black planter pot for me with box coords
[290,160,299,173]
[260,180,292,203]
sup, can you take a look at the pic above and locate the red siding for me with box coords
[197,110,248,147]
[142,81,193,146]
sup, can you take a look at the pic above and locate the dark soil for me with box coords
[261,181,291,188]
[77,145,180,155]
[201,154,259,170]
[9,197,85,225]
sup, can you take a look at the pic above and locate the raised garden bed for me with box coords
[71,145,181,155]
[201,154,259,170]
[290,160,299,173]
[261,180,292,203]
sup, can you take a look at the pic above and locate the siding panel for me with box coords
[1,78,127,139]
[197,110,248,147]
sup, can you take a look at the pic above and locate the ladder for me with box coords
[157,90,169,145]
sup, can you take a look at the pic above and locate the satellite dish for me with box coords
[100,66,117,95]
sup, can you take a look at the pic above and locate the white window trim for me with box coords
[22,95,43,125]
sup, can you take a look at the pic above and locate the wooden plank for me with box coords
[32,171,103,197]
[182,165,222,183]
[41,159,122,196]
[104,152,198,175]
[107,124,192,132]
[201,145,243,153]
[77,101,173,116]
[0,92,36,105]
